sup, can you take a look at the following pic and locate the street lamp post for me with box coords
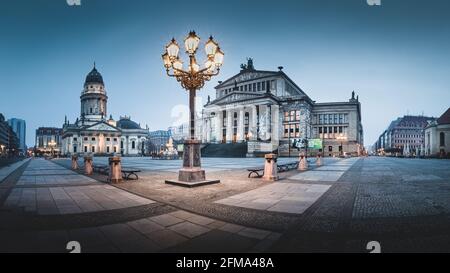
[162,31,224,186]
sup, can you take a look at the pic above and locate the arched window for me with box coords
[440,132,445,147]
[132,140,136,149]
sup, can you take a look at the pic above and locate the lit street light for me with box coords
[162,31,224,186]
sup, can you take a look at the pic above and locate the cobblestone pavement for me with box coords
[1,156,450,252]
[0,158,279,253]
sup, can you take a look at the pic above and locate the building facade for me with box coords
[374,115,435,156]
[425,108,450,157]
[35,127,62,156]
[7,118,26,155]
[0,113,20,157]
[148,130,172,154]
[61,65,149,156]
[199,59,364,157]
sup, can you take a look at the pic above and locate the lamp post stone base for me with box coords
[165,139,220,187]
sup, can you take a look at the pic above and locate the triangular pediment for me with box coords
[83,122,120,132]
[216,70,279,89]
[207,92,278,106]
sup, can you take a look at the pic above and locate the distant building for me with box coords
[35,127,63,156]
[7,118,26,155]
[199,58,364,157]
[61,65,149,156]
[425,108,450,157]
[168,124,189,141]
[148,130,172,154]
[374,115,436,156]
[0,113,19,157]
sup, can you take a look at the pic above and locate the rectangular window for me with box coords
[296,111,301,121]
[84,137,88,141]
[244,85,248,91]
[319,127,323,134]
[319,114,323,124]
[339,114,343,124]
[91,137,95,141]
[91,146,95,153]
[84,146,87,153]
[113,147,117,153]
[253,83,256,91]
[271,80,276,90]
[295,124,300,137]
[248,84,252,91]
[240,86,243,91]
[257,82,261,91]
[290,111,295,121]
[262,81,266,90]
[106,146,110,153]
[334,114,338,124]
[324,127,327,134]
[329,114,333,124]
[284,125,289,138]
[106,138,110,142]
[324,115,328,124]
[284,111,289,122]
[339,126,343,133]
[334,127,338,133]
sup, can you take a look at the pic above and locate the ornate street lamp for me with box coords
[162,31,223,186]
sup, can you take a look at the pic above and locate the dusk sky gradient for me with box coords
[0,0,449,147]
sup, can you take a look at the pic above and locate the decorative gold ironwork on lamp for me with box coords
[162,31,223,187]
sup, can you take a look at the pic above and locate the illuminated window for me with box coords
[290,111,295,121]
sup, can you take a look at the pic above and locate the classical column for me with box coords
[271,105,279,144]
[237,107,245,142]
[264,105,272,140]
[205,118,211,143]
[226,110,233,143]
[251,105,258,141]
[216,110,223,143]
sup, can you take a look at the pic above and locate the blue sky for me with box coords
[0,0,449,147]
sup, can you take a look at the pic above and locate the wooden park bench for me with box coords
[278,162,299,172]
[247,161,299,178]
[247,167,265,178]
[121,168,141,180]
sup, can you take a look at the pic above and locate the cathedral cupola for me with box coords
[84,64,104,86]
[80,63,108,124]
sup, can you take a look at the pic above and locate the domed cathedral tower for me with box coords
[80,64,108,125]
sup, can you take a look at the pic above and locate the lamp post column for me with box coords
[189,88,196,140]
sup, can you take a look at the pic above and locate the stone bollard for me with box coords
[263,153,279,181]
[71,154,79,170]
[316,154,323,166]
[298,153,308,171]
[84,155,93,175]
[108,156,122,183]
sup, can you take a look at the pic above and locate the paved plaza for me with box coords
[1,156,450,252]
